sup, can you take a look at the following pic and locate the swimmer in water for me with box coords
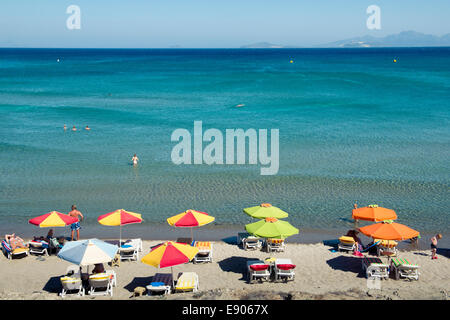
[132,154,139,166]
[72,126,77,132]
[85,125,90,131]
[64,124,67,131]
[235,104,245,108]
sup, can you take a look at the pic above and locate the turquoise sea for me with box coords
[0,48,449,242]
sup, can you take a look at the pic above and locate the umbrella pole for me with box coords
[191,227,193,243]
[171,266,175,288]
[120,225,122,247]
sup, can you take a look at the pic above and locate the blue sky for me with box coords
[1,0,449,48]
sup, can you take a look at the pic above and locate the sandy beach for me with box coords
[0,239,448,300]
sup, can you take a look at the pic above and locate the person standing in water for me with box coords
[64,124,67,131]
[132,154,139,166]
[68,205,84,241]
[85,125,91,131]
[72,126,77,132]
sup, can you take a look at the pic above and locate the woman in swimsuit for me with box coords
[5,234,28,250]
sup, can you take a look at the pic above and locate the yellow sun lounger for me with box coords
[175,272,199,292]
[193,241,213,263]
[338,236,356,252]
[60,275,84,297]
[375,239,398,257]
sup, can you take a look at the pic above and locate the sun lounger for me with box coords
[60,267,84,297]
[338,236,356,252]
[105,269,117,287]
[28,240,49,256]
[176,237,194,246]
[1,240,29,260]
[375,239,398,258]
[247,259,271,283]
[273,258,296,282]
[362,256,389,280]
[119,244,138,261]
[242,236,262,251]
[266,238,286,253]
[88,273,114,296]
[124,238,143,252]
[146,273,173,295]
[390,258,420,281]
[193,241,213,263]
[175,272,199,292]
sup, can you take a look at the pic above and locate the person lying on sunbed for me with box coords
[5,234,29,250]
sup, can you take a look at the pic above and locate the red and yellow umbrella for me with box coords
[358,221,419,241]
[98,209,143,245]
[29,211,77,228]
[141,241,199,286]
[352,205,397,222]
[167,209,215,240]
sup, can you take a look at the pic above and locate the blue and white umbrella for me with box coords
[57,238,118,266]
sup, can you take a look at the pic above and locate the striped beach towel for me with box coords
[194,241,211,251]
[176,272,197,290]
[391,257,419,268]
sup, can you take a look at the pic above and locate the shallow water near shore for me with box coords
[0,48,449,237]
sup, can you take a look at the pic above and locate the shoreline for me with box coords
[1,222,448,251]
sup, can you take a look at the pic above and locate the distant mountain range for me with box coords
[241,31,450,48]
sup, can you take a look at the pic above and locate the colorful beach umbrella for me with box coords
[141,241,199,286]
[167,210,215,240]
[29,211,78,228]
[57,238,119,266]
[244,203,289,219]
[352,205,397,222]
[358,221,419,241]
[97,209,143,245]
[245,217,299,239]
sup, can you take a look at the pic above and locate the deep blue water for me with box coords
[0,48,449,237]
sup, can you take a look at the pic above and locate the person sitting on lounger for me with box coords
[92,263,105,274]
[5,234,28,250]
[346,230,363,251]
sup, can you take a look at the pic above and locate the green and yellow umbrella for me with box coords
[245,217,299,239]
[244,203,289,219]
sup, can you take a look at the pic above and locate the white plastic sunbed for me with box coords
[390,257,420,281]
[337,236,356,253]
[88,273,114,296]
[266,238,286,253]
[273,258,296,282]
[28,240,49,256]
[362,256,389,280]
[175,272,199,292]
[60,265,84,297]
[247,259,271,283]
[146,273,173,295]
[193,241,213,263]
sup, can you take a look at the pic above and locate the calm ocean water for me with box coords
[0,48,449,241]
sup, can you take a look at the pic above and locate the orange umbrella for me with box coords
[358,221,419,241]
[352,205,397,222]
